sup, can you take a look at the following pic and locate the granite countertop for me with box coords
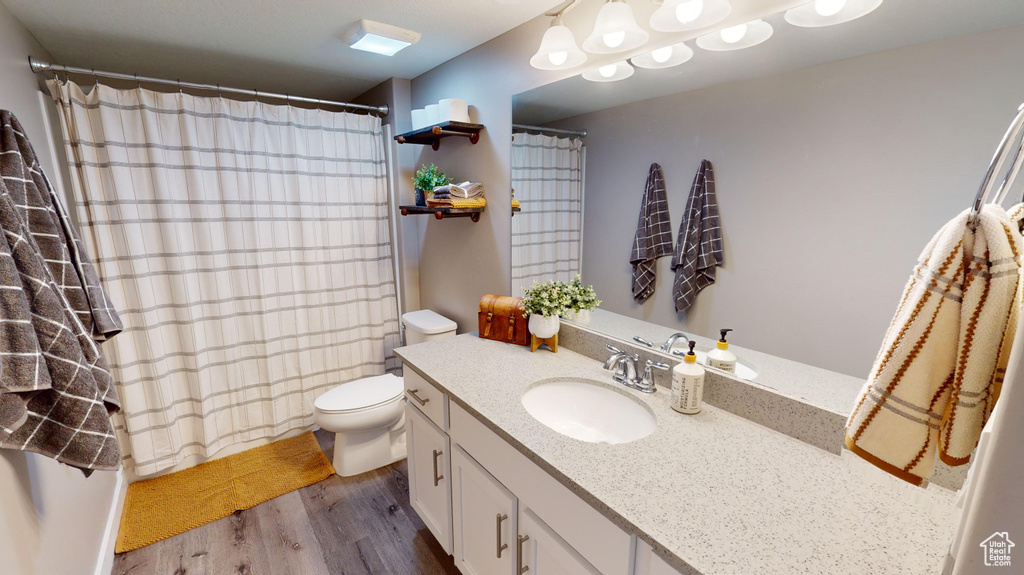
[395,334,957,575]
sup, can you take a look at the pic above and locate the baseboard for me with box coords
[94,468,126,575]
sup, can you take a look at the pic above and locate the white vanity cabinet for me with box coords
[519,507,602,575]
[451,446,518,575]
[402,367,683,575]
[406,402,453,553]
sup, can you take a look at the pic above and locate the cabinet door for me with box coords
[452,445,517,575]
[518,507,601,575]
[407,403,453,554]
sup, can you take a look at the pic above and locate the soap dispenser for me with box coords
[671,341,705,414]
[706,328,737,373]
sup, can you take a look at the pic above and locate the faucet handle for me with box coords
[633,336,654,347]
[606,344,624,354]
[638,360,670,393]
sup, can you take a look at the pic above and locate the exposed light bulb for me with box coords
[599,64,617,78]
[720,22,748,44]
[651,46,673,63]
[813,0,846,17]
[675,0,704,24]
[603,31,626,48]
[548,51,568,66]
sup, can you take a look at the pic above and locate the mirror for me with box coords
[511,3,1024,379]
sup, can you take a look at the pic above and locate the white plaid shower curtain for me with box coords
[50,81,400,476]
[510,133,584,295]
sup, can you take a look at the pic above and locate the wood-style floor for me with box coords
[111,430,459,575]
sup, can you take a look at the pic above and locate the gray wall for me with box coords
[0,4,123,575]
[548,23,1024,377]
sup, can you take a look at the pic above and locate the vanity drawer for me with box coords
[404,368,448,430]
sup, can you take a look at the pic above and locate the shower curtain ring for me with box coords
[91,68,98,87]
[134,72,141,89]
[253,89,259,103]
[177,79,183,95]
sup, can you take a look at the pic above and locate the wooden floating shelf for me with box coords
[400,205,484,223]
[395,121,484,150]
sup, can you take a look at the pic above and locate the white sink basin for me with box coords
[521,378,656,444]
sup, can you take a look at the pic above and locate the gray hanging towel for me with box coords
[0,111,121,475]
[671,159,723,312]
[630,163,674,302]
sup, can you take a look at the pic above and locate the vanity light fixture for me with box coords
[582,0,650,54]
[631,41,694,69]
[342,20,421,56]
[784,0,884,28]
[582,60,635,82]
[649,0,731,32]
[531,16,588,70]
[695,18,773,51]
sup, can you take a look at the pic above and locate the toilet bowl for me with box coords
[314,309,457,477]
[314,373,407,477]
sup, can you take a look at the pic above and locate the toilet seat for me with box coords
[314,373,403,414]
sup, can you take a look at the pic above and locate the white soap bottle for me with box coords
[671,341,705,414]
[705,328,737,373]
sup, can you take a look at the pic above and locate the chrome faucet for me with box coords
[604,345,669,393]
[661,332,690,353]
[633,333,691,354]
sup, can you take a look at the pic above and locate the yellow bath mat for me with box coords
[114,431,334,553]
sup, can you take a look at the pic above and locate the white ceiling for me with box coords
[2,0,564,101]
[514,0,1024,125]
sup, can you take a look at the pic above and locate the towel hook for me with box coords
[969,103,1024,228]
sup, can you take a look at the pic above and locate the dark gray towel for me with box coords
[630,163,674,303]
[0,111,121,475]
[671,160,723,312]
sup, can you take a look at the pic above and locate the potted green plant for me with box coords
[563,275,601,327]
[521,280,572,339]
[412,163,452,207]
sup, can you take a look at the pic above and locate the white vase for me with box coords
[574,309,591,327]
[528,314,560,339]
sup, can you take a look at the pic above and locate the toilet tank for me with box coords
[402,309,457,345]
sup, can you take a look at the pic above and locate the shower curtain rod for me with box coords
[513,123,586,138]
[28,56,389,117]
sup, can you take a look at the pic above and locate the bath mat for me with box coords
[114,431,334,553]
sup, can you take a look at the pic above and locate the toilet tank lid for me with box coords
[314,373,403,412]
[402,309,457,335]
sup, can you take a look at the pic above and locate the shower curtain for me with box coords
[50,81,400,476]
[510,133,584,295]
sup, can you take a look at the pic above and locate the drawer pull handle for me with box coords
[408,388,430,406]
[496,513,509,558]
[517,534,530,573]
[432,449,444,486]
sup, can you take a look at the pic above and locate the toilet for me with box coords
[314,309,457,476]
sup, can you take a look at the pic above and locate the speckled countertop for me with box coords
[395,334,957,575]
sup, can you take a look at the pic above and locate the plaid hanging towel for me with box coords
[630,163,673,303]
[672,159,723,312]
[845,204,1023,486]
[0,111,121,474]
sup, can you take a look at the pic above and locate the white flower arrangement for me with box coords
[521,280,572,318]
